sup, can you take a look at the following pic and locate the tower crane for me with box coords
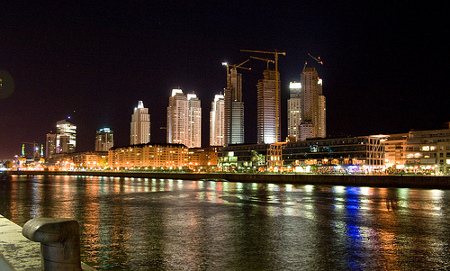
[240,49,286,143]
[222,59,251,92]
[303,61,308,71]
[308,53,323,65]
[222,59,251,75]
[249,56,274,70]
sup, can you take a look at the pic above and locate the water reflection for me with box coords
[1,175,450,270]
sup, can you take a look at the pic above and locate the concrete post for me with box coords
[22,218,82,271]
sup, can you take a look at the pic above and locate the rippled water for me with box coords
[1,175,450,270]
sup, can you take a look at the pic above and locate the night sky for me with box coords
[1,2,449,159]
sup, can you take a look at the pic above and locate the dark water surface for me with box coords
[1,175,450,270]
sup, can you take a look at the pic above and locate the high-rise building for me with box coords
[56,119,77,153]
[187,93,202,148]
[287,82,302,139]
[167,89,202,148]
[224,68,244,145]
[299,67,326,141]
[46,133,56,158]
[257,69,281,144]
[46,119,77,157]
[210,94,225,146]
[317,79,326,138]
[95,127,114,151]
[130,101,151,145]
[167,89,188,145]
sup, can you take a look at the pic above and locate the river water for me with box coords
[1,175,450,270]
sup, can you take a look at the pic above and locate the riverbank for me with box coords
[6,170,450,189]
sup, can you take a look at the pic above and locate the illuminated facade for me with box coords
[257,70,281,144]
[187,93,202,148]
[384,126,450,174]
[130,101,150,145]
[210,94,225,146]
[188,147,220,170]
[224,68,245,145]
[299,68,326,140]
[72,151,108,169]
[283,135,385,172]
[57,120,77,153]
[287,82,302,139]
[167,89,202,148]
[95,127,114,151]
[108,143,189,169]
[218,143,269,171]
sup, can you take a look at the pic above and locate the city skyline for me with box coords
[0,2,449,159]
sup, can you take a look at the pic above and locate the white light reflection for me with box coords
[304,185,314,193]
[359,187,370,196]
[333,186,346,194]
[285,184,293,191]
[430,189,444,199]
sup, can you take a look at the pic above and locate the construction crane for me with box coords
[303,61,308,71]
[222,59,251,75]
[241,49,286,143]
[250,56,274,70]
[308,53,323,65]
[222,59,251,94]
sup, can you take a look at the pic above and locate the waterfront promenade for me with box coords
[7,170,450,189]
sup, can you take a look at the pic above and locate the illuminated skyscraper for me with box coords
[299,67,326,140]
[317,79,326,138]
[49,119,77,154]
[167,89,202,148]
[287,82,302,139]
[130,101,151,145]
[167,89,188,145]
[210,94,225,146]
[95,127,114,151]
[187,93,202,148]
[224,68,244,145]
[257,69,280,144]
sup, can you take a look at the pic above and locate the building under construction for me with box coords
[257,69,281,144]
[223,61,247,145]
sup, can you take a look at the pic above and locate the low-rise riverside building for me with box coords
[283,135,386,173]
[218,143,269,172]
[108,143,189,170]
[384,125,450,174]
[218,136,386,173]
[45,151,108,171]
[72,151,108,169]
[188,147,220,171]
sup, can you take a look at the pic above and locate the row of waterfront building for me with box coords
[14,123,450,175]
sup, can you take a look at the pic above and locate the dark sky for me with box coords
[1,1,449,159]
